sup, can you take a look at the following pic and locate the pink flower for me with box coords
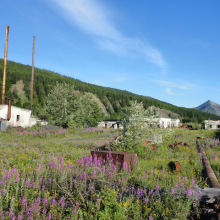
[1,189,6,196]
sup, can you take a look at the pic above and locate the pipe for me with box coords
[196,139,220,188]
[1,26,9,105]
[30,36,36,111]
[7,98,11,121]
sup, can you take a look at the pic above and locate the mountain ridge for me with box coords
[195,100,220,116]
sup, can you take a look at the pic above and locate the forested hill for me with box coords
[0,59,219,123]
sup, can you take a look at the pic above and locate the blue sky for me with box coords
[0,0,220,108]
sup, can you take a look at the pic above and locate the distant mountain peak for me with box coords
[195,100,220,116]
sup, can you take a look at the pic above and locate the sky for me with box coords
[0,0,220,108]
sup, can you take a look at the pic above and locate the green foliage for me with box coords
[44,82,78,127]
[0,59,220,123]
[73,93,104,128]
[114,100,157,152]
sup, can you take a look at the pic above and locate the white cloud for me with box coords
[155,80,197,90]
[164,88,175,95]
[48,0,166,69]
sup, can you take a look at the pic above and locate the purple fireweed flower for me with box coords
[17,215,22,220]
[0,179,4,186]
[178,175,181,180]
[52,198,56,205]
[42,185,45,191]
[22,197,26,207]
[37,163,41,172]
[72,208,76,213]
[76,203,80,206]
[6,172,12,179]
[198,190,202,194]
[13,177,19,183]
[149,217,153,220]
[162,169,165,174]
[12,167,18,174]
[136,167,139,171]
[118,179,121,184]
[144,198,149,204]
[139,176,141,181]
[0,211,5,219]
[43,197,48,205]
[187,188,193,197]
[175,184,178,188]
[36,197,41,204]
[171,188,175,195]
[22,173,26,178]
[99,197,102,200]
[9,210,14,218]
[156,185,160,191]
[184,176,187,182]
[102,166,105,172]
[49,178,51,183]
[150,169,153,174]
[145,175,148,179]
[1,189,6,196]
[59,198,65,207]
[191,179,195,185]
[43,209,47,214]
[47,213,52,220]
[149,189,154,196]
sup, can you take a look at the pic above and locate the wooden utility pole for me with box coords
[1,26,9,105]
[30,36,36,111]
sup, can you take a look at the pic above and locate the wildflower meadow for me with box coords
[0,125,219,219]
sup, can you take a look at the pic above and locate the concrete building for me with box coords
[97,118,180,129]
[97,120,123,129]
[0,103,37,129]
[204,120,220,130]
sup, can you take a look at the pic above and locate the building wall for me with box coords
[204,120,220,130]
[97,121,123,129]
[0,105,37,128]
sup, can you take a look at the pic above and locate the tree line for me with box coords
[0,59,219,124]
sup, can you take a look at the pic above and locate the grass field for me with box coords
[0,126,219,219]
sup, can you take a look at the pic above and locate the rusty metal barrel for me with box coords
[168,161,181,172]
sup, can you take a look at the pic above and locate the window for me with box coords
[218,125,220,129]
[209,125,212,129]
[17,115,20,122]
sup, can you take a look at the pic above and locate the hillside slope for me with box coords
[0,59,220,123]
[195,100,220,116]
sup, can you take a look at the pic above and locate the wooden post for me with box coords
[30,36,36,111]
[1,26,9,105]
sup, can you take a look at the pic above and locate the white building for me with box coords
[204,120,220,130]
[97,120,123,129]
[97,118,180,129]
[0,104,37,128]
